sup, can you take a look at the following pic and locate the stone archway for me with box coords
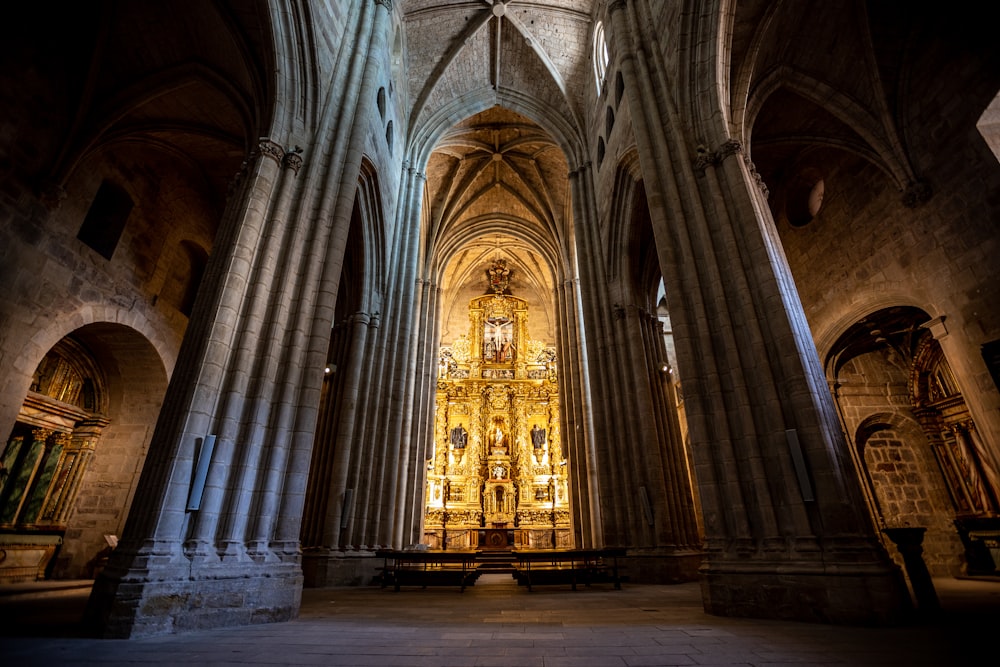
[0,323,167,583]
[827,306,988,576]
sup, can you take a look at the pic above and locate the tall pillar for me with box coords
[353,161,425,551]
[86,0,392,637]
[607,0,908,624]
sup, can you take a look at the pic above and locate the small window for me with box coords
[615,72,625,107]
[386,120,393,155]
[606,106,615,137]
[593,21,610,94]
[78,181,133,260]
[597,137,606,169]
[377,87,386,121]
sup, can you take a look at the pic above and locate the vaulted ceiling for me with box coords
[403,1,597,347]
[428,108,567,345]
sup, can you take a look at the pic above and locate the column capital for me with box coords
[31,427,53,442]
[257,138,285,164]
[694,139,743,171]
[283,146,304,174]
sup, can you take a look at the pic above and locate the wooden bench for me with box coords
[511,548,625,591]
[375,549,479,592]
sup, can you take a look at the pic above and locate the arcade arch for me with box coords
[0,323,167,582]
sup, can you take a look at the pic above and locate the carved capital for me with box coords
[693,145,720,171]
[695,139,743,171]
[694,140,768,197]
[718,139,743,159]
[258,138,285,164]
[32,427,53,443]
[283,145,304,174]
[374,0,392,10]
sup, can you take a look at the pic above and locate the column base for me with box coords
[86,548,303,638]
[699,560,912,625]
[301,548,381,587]
[623,547,703,584]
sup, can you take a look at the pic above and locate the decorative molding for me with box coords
[693,145,720,171]
[743,156,769,199]
[258,138,285,164]
[920,315,948,340]
[694,139,769,197]
[283,145,304,174]
[374,0,392,10]
[718,139,743,159]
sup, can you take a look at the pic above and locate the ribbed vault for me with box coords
[426,106,569,348]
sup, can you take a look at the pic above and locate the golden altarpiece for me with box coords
[424,260,571,550]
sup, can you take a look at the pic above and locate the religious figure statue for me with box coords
[449,424,468,449]
[493,426,505,452]
[498,336,513,362]
[531,424,546,449]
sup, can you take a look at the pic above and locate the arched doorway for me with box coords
[0,323,167,583]
[827,306,997,575]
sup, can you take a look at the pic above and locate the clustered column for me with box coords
[607,0,908,622]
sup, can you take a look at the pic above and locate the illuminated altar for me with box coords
[424,260,571,549]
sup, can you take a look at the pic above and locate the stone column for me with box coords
[623,305,703,573]
[608,0,907,624]
[556,277,595,547]
[561,163,623,546]
[353,161,425,550]
[320,312,374,548]
[401,280,441,546]
[87,1,390,637]
[568,162,625,545]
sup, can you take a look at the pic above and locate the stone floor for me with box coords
[1,573,998,666]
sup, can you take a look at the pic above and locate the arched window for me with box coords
[593,21,610,94]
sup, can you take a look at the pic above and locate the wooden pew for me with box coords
[511,548,625,591]
[374,549,479,592]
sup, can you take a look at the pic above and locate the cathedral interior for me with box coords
[0,0,998,639]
